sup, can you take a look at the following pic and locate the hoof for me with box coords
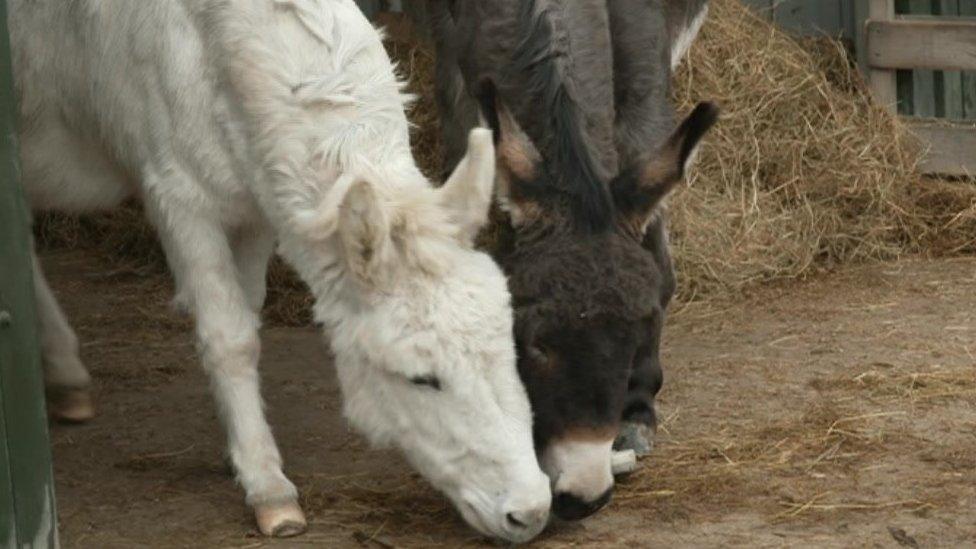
[48,388,95,423]
[255,501,307,538]
[612,449,637,476]
[614,422,653,457]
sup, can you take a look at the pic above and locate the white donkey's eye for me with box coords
[409,374,442,391]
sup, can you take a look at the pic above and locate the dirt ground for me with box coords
[43,249,975,548]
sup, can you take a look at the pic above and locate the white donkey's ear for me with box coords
[438,128,496,244]
[337,179,392,285]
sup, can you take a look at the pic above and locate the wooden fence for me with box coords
[717,1,976,175]
[892,1,976,121]
[866,0,976,174]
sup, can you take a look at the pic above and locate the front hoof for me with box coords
[254,501,307,537]
[612,449,637,476]
[613,422,653,457]
[48,387,95,423]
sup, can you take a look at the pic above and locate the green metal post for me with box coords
[0,0,60,545]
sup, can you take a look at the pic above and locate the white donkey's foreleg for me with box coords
[232,224,276,314]
[148,196,305,537]
[30,243,94,422]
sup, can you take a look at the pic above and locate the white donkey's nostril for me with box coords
[496,464,551,542]
[503,504,548,534]
[506,511,527,528]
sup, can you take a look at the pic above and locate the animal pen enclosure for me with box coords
[744,0,976,175]
[866,0,976,175]
[19,0,976,546]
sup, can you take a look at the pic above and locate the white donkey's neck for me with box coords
[210,0,418,212]
[209,0,432,320]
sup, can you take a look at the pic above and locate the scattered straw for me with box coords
[776,495,932,520]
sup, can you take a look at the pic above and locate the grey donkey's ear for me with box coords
[477,82,542,227]
[438,128,496,244]
[611,102,719,233]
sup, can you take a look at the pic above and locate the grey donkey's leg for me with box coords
[607,1,709,457]
[615,214,673,456]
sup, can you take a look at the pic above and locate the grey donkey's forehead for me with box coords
[503,231,663,325]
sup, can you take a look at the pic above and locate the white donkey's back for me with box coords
[17,0,412,223]
[13,0,550,542]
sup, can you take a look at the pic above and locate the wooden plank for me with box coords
[911,122,976,174]
[866,18,976,71]
[961,1,976,118]
[913,70,938,117]
[940,2,966,119]
[897,70,915,115]
[774,0,845,36]
[840,0,859,39]
[740,0,774,19]
[867,0,899,112]
[0,0,59,545]
[856,1,874,74]
[906,1,938,117]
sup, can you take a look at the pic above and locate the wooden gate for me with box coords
[866,0,976,175]
[0,0,60,545]
[891,1,976,121]
[743,0,976,175]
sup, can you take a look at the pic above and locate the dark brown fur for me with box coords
[404,0,714,520]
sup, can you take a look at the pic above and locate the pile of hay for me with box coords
[34,0,976,320]
[664,0,976,301]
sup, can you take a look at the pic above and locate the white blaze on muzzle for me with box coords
[541,436,615,503]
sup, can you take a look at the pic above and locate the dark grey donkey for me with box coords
[403,0,712,521]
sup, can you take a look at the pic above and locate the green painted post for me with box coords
[0,0,60,545]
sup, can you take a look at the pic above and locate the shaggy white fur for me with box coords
[12,0,549,542]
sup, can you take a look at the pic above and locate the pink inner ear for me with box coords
[496,101,541,182]
[499,138,539,181]
[682,144,702,175]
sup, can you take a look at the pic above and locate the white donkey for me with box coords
[12,0,550,542]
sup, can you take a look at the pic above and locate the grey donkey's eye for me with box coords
[409,375,442,391]
[527,345,548,365]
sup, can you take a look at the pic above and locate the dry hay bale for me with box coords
[33,1,976,322]
[668,0,976,301]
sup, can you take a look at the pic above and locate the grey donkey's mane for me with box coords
[498,0,616,233]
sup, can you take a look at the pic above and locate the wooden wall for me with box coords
[742,0,976,121]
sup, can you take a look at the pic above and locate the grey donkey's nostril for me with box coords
[506,512,527,528]
[552,487,613,521]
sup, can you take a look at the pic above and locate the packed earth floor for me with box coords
[45,249,975,548]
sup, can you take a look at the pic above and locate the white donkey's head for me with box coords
[301,129,550,543]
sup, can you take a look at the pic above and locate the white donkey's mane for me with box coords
[205,0,465,318]
[209,0,419,219]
